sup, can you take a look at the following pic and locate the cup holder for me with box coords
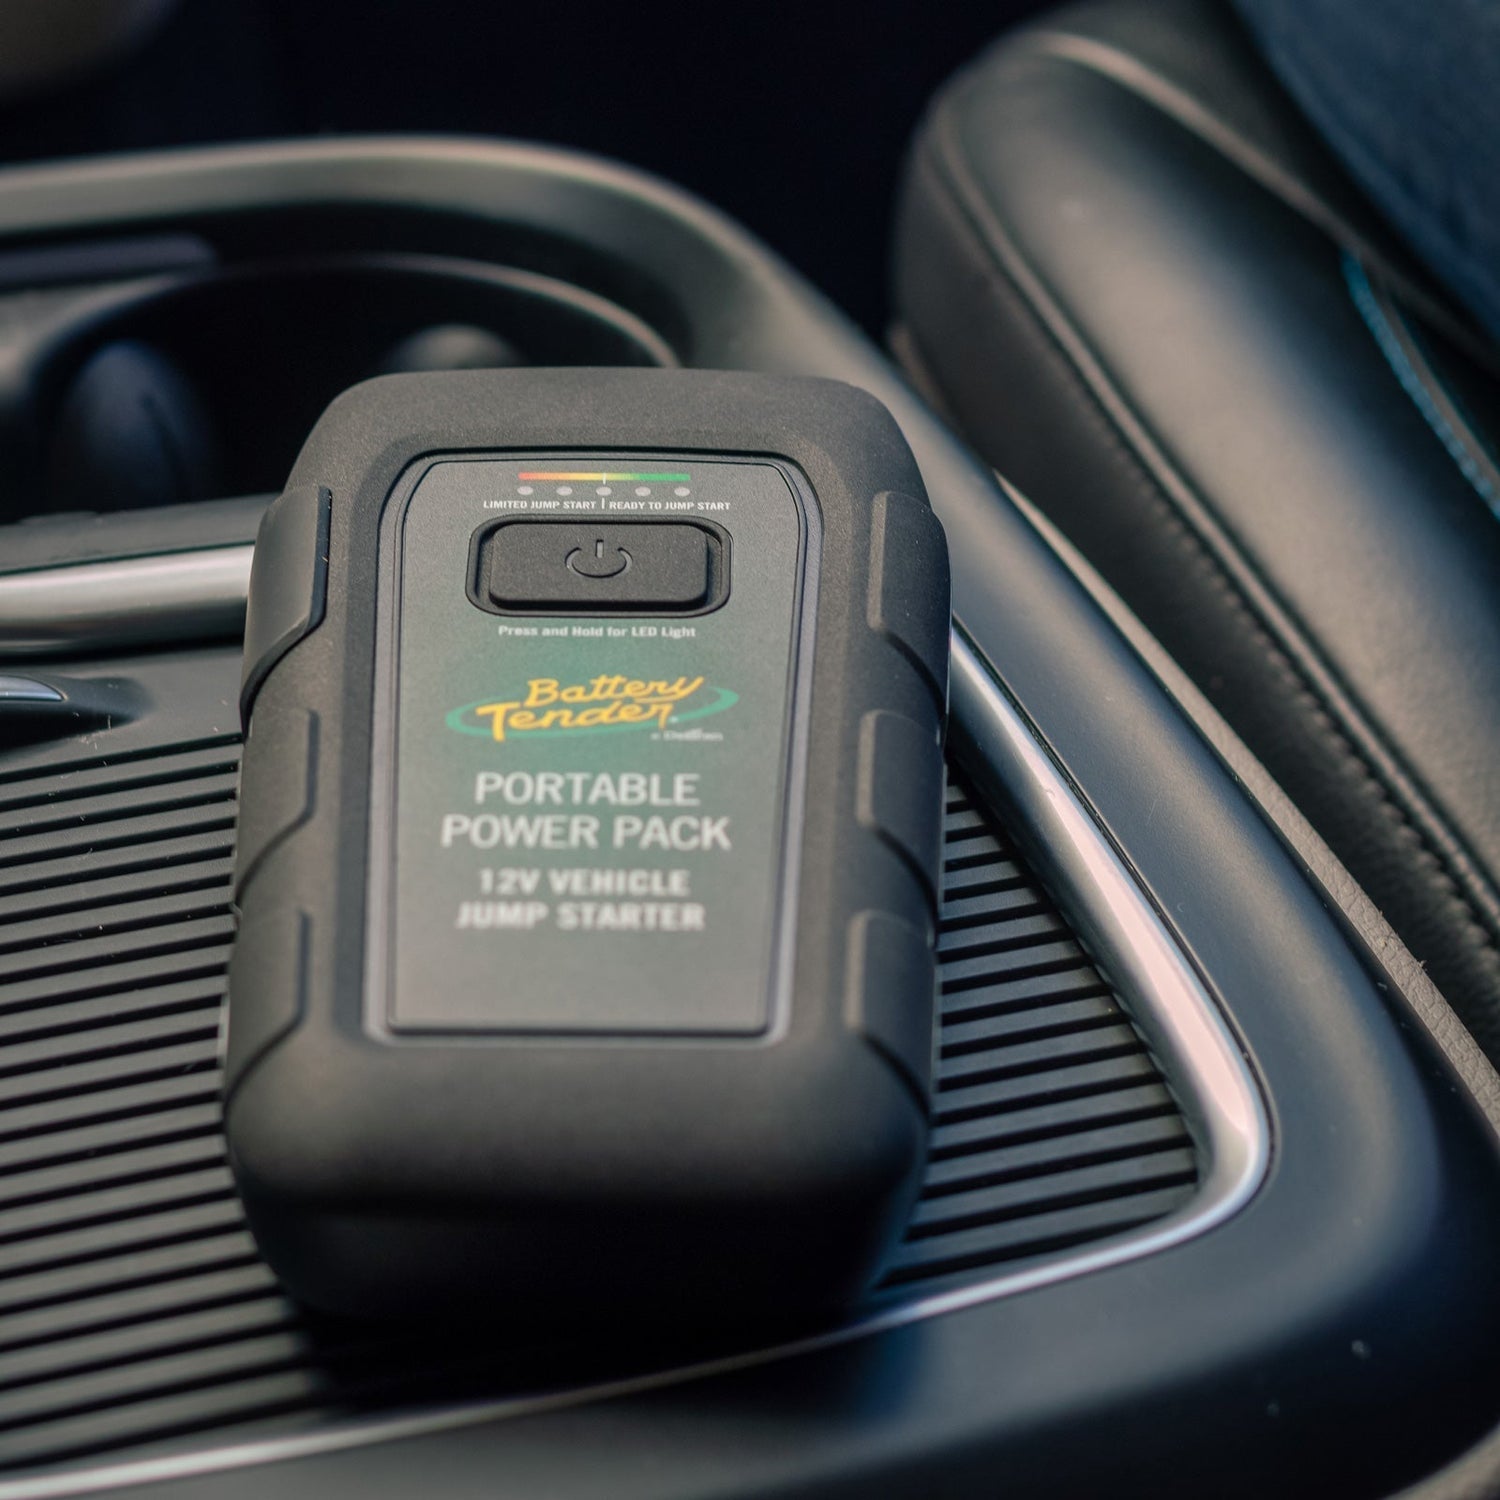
[10,253,677,523]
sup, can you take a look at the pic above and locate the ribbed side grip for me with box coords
[0,741,1199,1475]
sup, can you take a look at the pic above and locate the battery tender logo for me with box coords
[446,674,738,742]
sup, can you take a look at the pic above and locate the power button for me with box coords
[567,538,630,580]
[476,519,728,615]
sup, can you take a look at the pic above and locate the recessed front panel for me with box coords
[374,455,813,1036]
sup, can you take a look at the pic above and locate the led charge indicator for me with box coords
[517,471,692,483]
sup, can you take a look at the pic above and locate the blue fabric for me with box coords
[1343,253,1500,517]
[1232,0,1500,344]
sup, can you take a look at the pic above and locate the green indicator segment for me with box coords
[517,471,692,483]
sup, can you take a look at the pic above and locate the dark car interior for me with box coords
[3,1,1500,1496]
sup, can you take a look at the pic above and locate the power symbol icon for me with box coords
[565,538,631,580]
[484,520,719,612]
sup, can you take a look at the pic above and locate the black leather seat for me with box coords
[894,0,1500,1056]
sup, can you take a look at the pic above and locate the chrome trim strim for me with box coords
[946,630,1269,1239]
[0,547,253,655]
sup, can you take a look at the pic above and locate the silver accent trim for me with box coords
[0,675,62,702]
[0,548,253,656]
[946,631,1270,1228]
[0,630,1269,1500]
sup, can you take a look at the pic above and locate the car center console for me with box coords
[1,139,1499,1500]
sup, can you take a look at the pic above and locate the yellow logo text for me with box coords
[474,674,706,742]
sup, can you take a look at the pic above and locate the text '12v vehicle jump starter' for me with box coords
[222,369,951,1321]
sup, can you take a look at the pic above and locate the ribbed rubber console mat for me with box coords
[0,736,1197,1474]
[883,781,1198,1288]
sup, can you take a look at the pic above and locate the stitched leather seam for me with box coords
[1098,400,1500,974]
[992,475,1500,1109]
[921,92,1500,949]
[913,122,1500,970]
[1016,27,1500,375]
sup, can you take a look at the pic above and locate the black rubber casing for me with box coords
[224,369,950,1321]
